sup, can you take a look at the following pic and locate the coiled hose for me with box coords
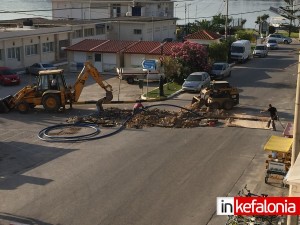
[38,103,204,142]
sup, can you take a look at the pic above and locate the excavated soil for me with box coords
[66,105,218,129]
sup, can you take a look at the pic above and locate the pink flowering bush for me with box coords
[170,41,210,83]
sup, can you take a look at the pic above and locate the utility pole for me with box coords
[184,2,187,36]
[225,0,228,40]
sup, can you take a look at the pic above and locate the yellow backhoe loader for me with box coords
[0,61,113,113]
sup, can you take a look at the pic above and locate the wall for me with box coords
[109,20,176,42]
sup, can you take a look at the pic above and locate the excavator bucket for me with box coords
[191,96,201,105]
[0,95,13,113]
[191,96,206,108]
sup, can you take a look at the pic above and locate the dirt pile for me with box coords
[66,107,206,128]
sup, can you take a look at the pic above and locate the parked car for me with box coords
[210,62,232,80]
[182,72,211,92]
[0,67,20,85]
[26,63,57,75]
[267,33,292,44]
[253,44,268,57]
[266,39,278,50]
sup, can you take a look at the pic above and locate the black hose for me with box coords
[38,103,203,142]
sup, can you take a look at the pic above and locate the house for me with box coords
[184,30,222,46]
[0,16,176,70]
[0,0,178,70]
[65,39,182,72]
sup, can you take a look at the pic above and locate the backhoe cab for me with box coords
[0,62,113,113]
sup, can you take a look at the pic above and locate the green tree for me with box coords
[189,20,212,33]
[162,56,182,82]
[235,30,254,42]
[208,42,230,62]
[188,13,233,33]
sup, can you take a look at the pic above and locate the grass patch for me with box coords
[142,82,182,99]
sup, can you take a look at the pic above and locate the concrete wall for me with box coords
[109,20,176,42]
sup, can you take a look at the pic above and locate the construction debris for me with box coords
[66,105,269,130]
[66,107,207,129]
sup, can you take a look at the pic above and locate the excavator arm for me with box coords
[72,61,113,103]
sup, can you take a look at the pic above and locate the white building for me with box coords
[0,0,177,70]
[51,0,175,20]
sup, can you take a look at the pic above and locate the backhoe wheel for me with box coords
[223,100,234,110]
[16,101,30,114]
[42,94,61,111]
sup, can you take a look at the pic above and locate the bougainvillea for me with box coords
[170,41,210,82]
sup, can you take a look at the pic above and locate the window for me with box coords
[73,29,83,38]
[96,24,105,35]
[42,42,54,53]
[25,44,38,55]
[7,47,21,61]
[134,29,142,35]
[112,4,121,17]
[84,28,94,37]
[7,47,17,59]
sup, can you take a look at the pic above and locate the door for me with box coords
[94,53,102,72]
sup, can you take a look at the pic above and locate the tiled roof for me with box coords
[124,41,182,55]
[66,39,108,52]
[66,39,183,55]
[91,40,136,53]
[185,30,222,40]
[66,39,136,53]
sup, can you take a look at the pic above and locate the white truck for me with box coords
[116,59,165,84]
[230,40,251,63]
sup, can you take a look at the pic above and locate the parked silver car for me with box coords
[26,63,57,75]
[267,33,292,44]
[210,62,232,80]
[266,39,279,50]
[182,72,211,92]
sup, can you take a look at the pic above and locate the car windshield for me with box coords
[268,40,277,43]
[0,69,15,75]
[42,63,54,68]
[212,64,224,70]
[255,46,265,50]
[186,75,203,81]
[231,46,244,53]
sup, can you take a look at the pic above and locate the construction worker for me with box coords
[132,100,145,115]
[261,104,278,131]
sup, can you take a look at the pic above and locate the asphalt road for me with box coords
[0,43,298,225]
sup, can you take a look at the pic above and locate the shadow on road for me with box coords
[0,141,77,190]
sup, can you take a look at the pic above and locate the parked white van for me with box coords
[230,40,251,63]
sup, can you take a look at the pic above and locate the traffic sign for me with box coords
[142,60,157,70]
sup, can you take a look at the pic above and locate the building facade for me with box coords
[51,0,174,20]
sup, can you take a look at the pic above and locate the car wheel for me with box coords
[228,71,231,77]
[126,77,134,84]
[284,40,288,44]
[42,94,61,111]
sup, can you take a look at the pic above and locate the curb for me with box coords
[140,89,184,102]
